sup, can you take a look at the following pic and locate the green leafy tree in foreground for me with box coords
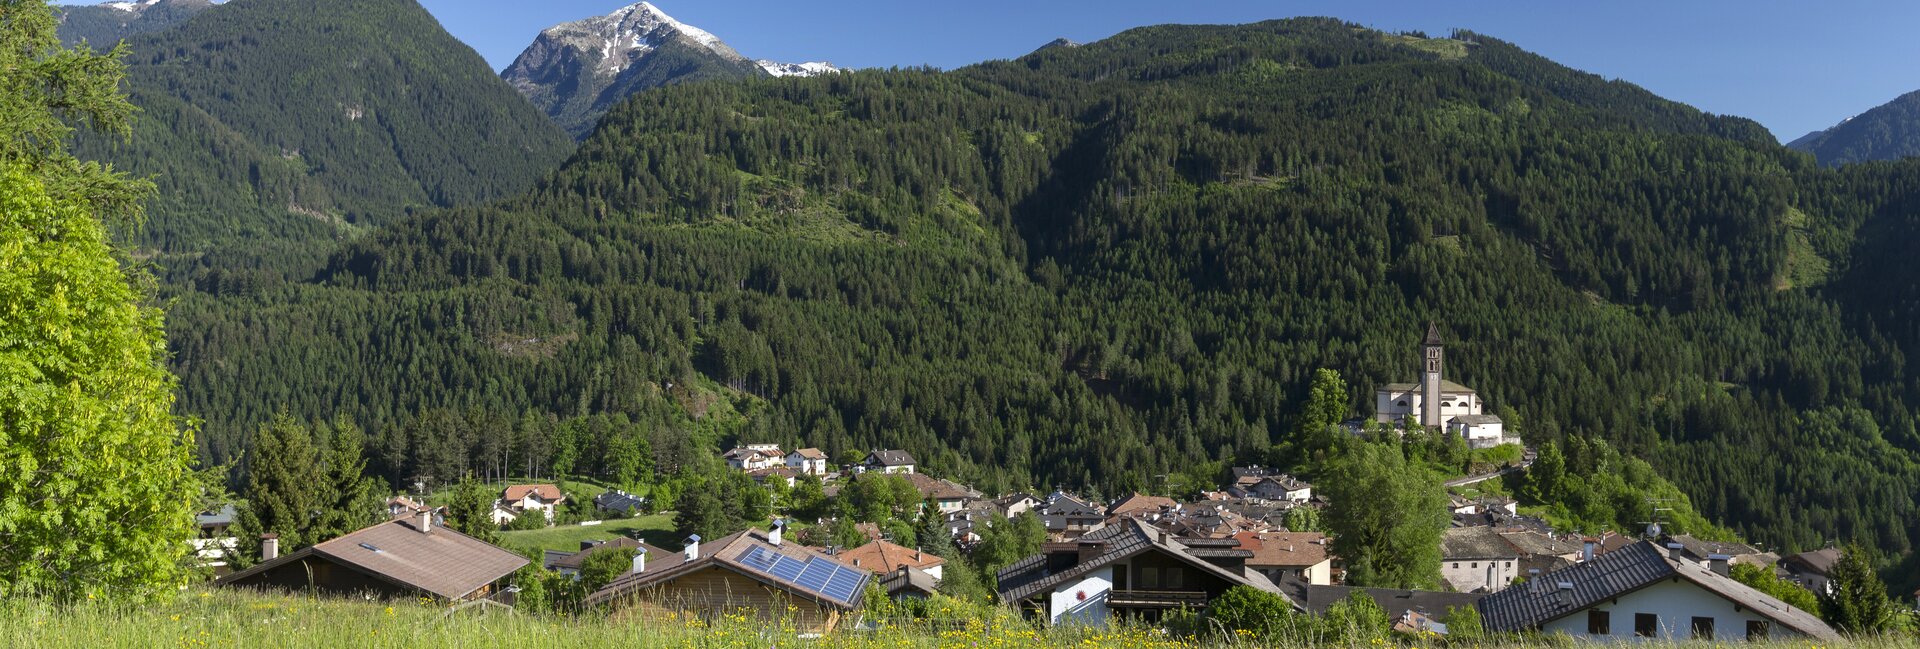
[1207,584,1303,639]
[1321,442,1448,589]
[0,0,190,601]
[1730,562,1820,615]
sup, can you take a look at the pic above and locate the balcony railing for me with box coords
[1106,590,1209,608]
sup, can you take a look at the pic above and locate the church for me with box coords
[1373,324,1506,447]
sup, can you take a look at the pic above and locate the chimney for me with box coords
[683,535,702,562]
[1077,540,1105,565]
[416,509,432,534]
[631,549,647,574]
[260,534,279,562]
[1708,554,1731,577]
[768,519,786,546]
[1556,581,1575,607]
[1582,538,1597,563]
[1666,543,1686,562]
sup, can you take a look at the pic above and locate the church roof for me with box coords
[1425,322,1444,346]
[1378,380,1476,395]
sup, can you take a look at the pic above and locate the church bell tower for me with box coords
[1422,322,1444,427]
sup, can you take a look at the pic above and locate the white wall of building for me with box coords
[1442,556,1519,593]
[1048,568,1114,626]
[1375,388,1481,425]
[1539,578,1810,642]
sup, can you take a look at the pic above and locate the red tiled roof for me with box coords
[503,484,563,502]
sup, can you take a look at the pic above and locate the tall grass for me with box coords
[0,589,1907,649]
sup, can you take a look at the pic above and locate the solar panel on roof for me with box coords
[733,546,863,605]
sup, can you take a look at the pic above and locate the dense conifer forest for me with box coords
[142,17,1920,569]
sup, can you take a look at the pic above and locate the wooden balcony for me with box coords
[1106,589,1209,608]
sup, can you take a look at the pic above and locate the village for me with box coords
[189,326,1918,642]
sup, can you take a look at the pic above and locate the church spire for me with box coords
[1424,321,1443,346]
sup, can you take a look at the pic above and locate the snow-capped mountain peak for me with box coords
[531,1,747,78]
[757,60,840,78]
[103,0,163,11]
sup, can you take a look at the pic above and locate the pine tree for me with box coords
[445,476,498,543]
[234,416,327,551]
[1822,545,1898,634]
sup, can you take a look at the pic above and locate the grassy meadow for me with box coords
[3,589,1912,649]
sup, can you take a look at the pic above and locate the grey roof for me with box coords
[1442,527,1520,560]
[545,537,671,572]
[1379,380,1476,395]
[594,490,646,513]
[1476,542,1838,640]
[1781,548,1842,576]
[994,519,1298,608]
[1425,322,1444,346]
[1661,533,1761,560]
[196,504,237,528]
[1448,414,1504,425]
[1281,581,1484,617]
[866,449,917,466]
[218,518,527,600]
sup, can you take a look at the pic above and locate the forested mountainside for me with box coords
[501,2,766,137]
[1791,90,1920,167]
[163,20,1920,561]
[70,0,572,276]
[54,0,213,47]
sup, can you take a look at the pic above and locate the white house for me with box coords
[724,446,784,471]
[859,449,916,474]
[1447,414,1507,448]
[501,484,566,522]
[1441,527,1522,593]
[785,448,829,475]
[1477,541,1839,642]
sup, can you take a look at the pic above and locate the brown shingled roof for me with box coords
[1234,531,1329,568]
[218,517,527,600]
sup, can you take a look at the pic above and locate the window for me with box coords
[1587,610,1610,635]
[1397,400,1408,407]
[1690,616,1714,640]
[1139,567,1159,589]
[1470,562,1478,568]
[1746,621,1769,640]
[1451,562,1460,569]
[1634,613,1658,637]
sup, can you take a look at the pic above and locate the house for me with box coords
[501,484,566,522]
[1232,475,1313,503]
[586,522,867,634]
[877,566,941,600]
[1476,541,1840,642]
[1108,493,1179,519]
[217,512,527,602]
[1234,531,1332,585]
[944,505,999,545]
[542,537,670,577]
[994,493,1042,518]
[839,539,946,581]
[191,505,239,572]
[1776,548,1842,596]
[1658,534,1772,568]
[785,448,829,475]
[594,489,646,516]
[489,501,521,526]
[1447,414,1508,448]
[1375,324,1485,428]
[724,446,784,471]
[1442,527,1523,593]
[996,519,1299,626]
[747,466,799,488]
[903,473,978,512]
[859,449,917,474]
[1280,581,1485,625]
[1038,492,1107,539]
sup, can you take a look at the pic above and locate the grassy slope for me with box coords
[6,589,1907,649]
[497,515,677,554]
